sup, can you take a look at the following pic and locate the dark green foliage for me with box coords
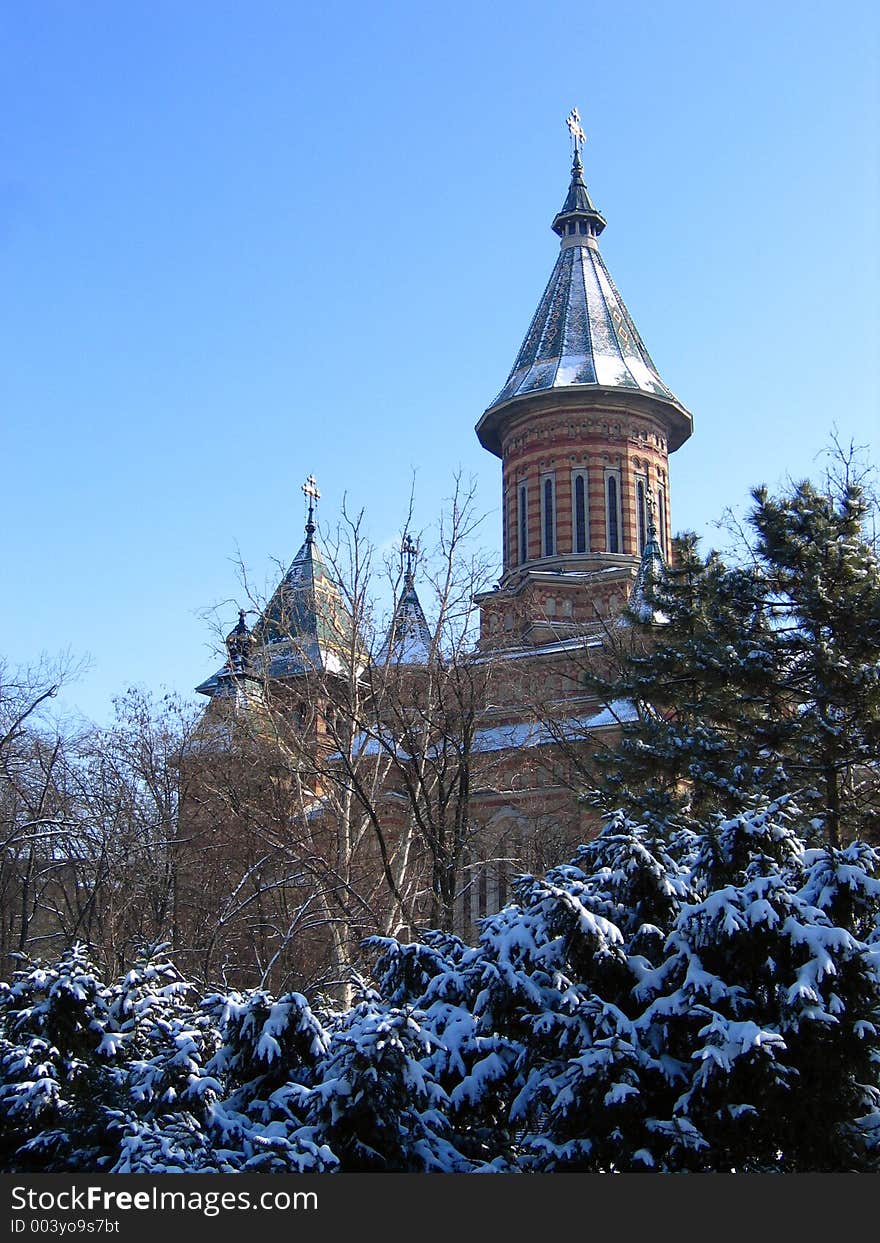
[584,476,880,847]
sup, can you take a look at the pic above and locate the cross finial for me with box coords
[566,107,586,157]
[302,474,321,505]
[302,473,320,537]
[401,533,418,581]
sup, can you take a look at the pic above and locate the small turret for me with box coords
[628,493,667,623]
[225,609,255,673]
[377,534,433,665]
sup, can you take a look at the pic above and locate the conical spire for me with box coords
[551,147,605,239]
[378,534,433,665]
[476,111,692,459]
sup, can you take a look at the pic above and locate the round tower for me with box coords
[476,115,692,607]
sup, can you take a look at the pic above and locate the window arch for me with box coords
[517,482,529,564]
[540,472,556,558]
[636,476,648,553]
[571,468,589,554]
[605,469,622,554]
[501,487,507,568]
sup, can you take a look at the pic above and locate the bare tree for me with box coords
[182,475,510,1001]
[0,664,202,979]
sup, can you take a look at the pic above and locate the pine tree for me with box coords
[583,536,787,830]
[637,798,880,1170]
[306,983,471,1172]
[199,988,336,1172]
[750,479,880,845]
[0,944,120,1171]
[582,471,880,847]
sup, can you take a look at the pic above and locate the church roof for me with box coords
[252,526,351,675]
[477,144,692,457]
[196,484,352,697]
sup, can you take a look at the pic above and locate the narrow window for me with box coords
[575,474,586,552]
[518,483,528,564]
[657,485,667,557]
[636,478,647,553]
[501,488,507,569]
[541,474,556,557]
[572,469,589,554]
[607,473,620,554]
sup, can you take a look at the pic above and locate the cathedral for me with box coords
[188,112,694,990]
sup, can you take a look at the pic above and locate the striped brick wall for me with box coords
[499,402,672,571]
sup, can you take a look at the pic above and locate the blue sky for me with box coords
[2,0,878,723]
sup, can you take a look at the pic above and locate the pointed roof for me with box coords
[196,479,352,697]
[377,536,432,665]
[379,576,432,665]
[551,148,606,236]
[476,137,692,458]
[252,524,351,677]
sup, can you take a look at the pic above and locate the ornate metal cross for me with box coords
[566,107,586,156]
[302,474,321,505]
[402,533,418,579]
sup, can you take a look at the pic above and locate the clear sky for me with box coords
[2,0,878,724]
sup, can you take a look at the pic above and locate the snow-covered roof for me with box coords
[476,151,692,457]
[196,518,353,697]
[376,572,433,665]
[471,700,638,753]
[335,700,637,762]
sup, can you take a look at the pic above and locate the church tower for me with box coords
[476,110,692,649]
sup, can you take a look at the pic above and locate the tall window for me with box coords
[572,468,589,554]
[605,470,621,554]
[518,482,528,564]
[657,484,667,557]
[501,488,508,568]
[636,477,648,553]
[540,473,556,558]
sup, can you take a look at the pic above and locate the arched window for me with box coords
[636,477,647,553]
[572,469,588,553]
[518,482,528,564]
[501,488,507,569]
[606,472,620,554]
[541,473,556,557]
[657,485,667,557]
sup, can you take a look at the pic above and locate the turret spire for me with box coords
[476,114,692,458]
[378,532,432,664]
[401,533,418,584]
[552,107,605,241]
[628,491,666,622]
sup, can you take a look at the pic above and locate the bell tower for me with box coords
[476,111,693,647]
